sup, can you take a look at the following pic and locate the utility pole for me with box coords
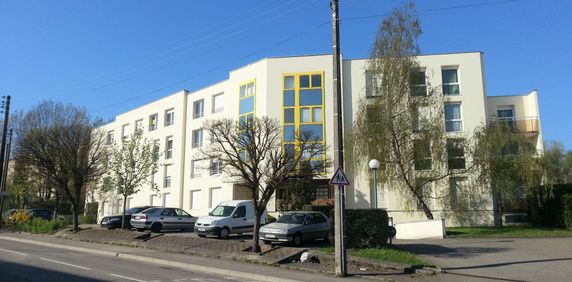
[331,0,347,276]
[0,95,11,230]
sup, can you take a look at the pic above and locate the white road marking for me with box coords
[39,257,91,270]
[109,273,148,282]
[0,247,28,256]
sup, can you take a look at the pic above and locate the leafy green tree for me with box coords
[201,117,329,253]
[472,122,545,227]
[350,2,470,220]
[102,129,158,229]
[543,141,572,184]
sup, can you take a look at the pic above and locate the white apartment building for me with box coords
[96,52,543,226]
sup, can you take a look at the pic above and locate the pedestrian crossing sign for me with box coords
[329,167,350,185]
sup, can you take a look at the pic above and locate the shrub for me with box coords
[563,194,572,230]
[528,184,572,228]
[329,209,389,248]
[11,210,31,224]
[17,218,67,234]
[303,204,334,218]
[267,214,277,224]
[80,215,97,224]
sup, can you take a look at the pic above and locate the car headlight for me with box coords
[276,229,288,234]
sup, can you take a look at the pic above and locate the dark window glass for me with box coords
[284,108,294,123]
[414,140,432,170]
[300,124,323,141]
[284,125,296,142]
[300,75,310,88]
[284,76,295,89]
[299,89,322,106]
[283,90,295,106]
[311,74,322,87]
[447,139,466,169]
[235,206,246,218]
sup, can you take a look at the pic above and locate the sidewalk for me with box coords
[0,230,427,281]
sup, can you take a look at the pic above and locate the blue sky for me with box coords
[1,0,571,149]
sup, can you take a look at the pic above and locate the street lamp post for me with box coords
[369,159,380,209]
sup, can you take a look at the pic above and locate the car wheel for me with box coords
[136,228,145,232]
[218,227,230,239]
[151,223,162,233]
[293,233,302,247]
[198,234,206,238]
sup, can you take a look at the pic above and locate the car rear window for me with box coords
[141,208,158,214]
[277,213,306,224]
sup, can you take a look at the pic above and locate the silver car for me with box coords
[259,211,331,246]
[130,207,196,233]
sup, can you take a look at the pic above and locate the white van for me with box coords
[194,200,267,239]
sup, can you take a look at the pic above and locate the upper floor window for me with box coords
[165,136,173,159]
[121,124,129,139]
[135,119,144,132]
[192,129,203,148]
[164,164,172,188]
[149,114,158,131]
[365,71,382,97]
[444,104,463,132]
[413,105,430,132]
[191,159,204,178]
[442,68,460,95]
[193,99,204,119]
[210,158,222,175]
[414,140,432,171]
[410,70,427,96]
[106,131,114,145]
[240,82,255,98]
[447,139,466,170]
[153,139,160,161]
[212,93,224,113]
[164,109,174,126]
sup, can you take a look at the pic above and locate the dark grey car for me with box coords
[259,211,331,246]
[130,207,196,233]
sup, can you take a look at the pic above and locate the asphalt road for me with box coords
[0,239,251,282]
[395,237,572,282]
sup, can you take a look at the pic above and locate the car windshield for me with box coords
[276,213,306,224]
[210,205,235,217]
[141,208,158,215]
[126,207,148,214]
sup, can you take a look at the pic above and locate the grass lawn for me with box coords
[317,246,430,267]
[447,226,572,238]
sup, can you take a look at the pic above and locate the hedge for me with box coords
[302,204,334,217]
[329,209,389,248]
[528,184,572,228]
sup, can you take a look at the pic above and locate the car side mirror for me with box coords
[208,212,213,216]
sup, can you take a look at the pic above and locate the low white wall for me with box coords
[394,219,446,240]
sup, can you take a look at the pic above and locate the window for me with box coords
[447,139,466,170]
[444,104,463,132]
[415,178,433,210]
[210,158,222,175]
[164,164,172,188]
[366,71,382,97]
[449,177,468,209]
[191,159,204,178]
[192,129,203,148]
[413,105,430,132]
[135,119,143,131]
[153,139,160,161]
[234,206,246,218]
[315,187,330,199]
[193,99,204,119]
[442,68,460,95]
[121,124,129,139]
[212,93,224,113]
[106,131,114,145]
[165,136,173,159]
[497,107,516,130]
[164,109,174,126]
[410,70,427,96]
[414,140,432,170]
[149,114,158,131]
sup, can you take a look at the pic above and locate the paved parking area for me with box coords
[395,237,572,282]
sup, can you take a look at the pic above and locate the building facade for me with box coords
[96,52,543,226]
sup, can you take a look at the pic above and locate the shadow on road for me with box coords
[444,257,572,270]
[397,243,508,258]
[0,261,104,282]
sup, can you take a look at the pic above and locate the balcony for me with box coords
[488,116,540,136]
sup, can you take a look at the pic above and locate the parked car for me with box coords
[259,211,330,246]
[130,207,196,233]
[195,200,267,239]
[26,209,54,220]
[100,206,157,229]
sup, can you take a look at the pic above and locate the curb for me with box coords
[0,235,300,282]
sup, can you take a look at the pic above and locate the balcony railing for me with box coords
[488,116,540,134]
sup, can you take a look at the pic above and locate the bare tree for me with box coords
[350,2,472,220]
[15,101,107,231]
[101,129,158,229]
[201,117,328,253]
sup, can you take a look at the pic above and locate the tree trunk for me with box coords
[72,203,79,232]
[121,194,128,229]
[492,191,503,228]
[419,200,434,220]
[252,210,261,253]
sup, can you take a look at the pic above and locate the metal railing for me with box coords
[488,116,539,133]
